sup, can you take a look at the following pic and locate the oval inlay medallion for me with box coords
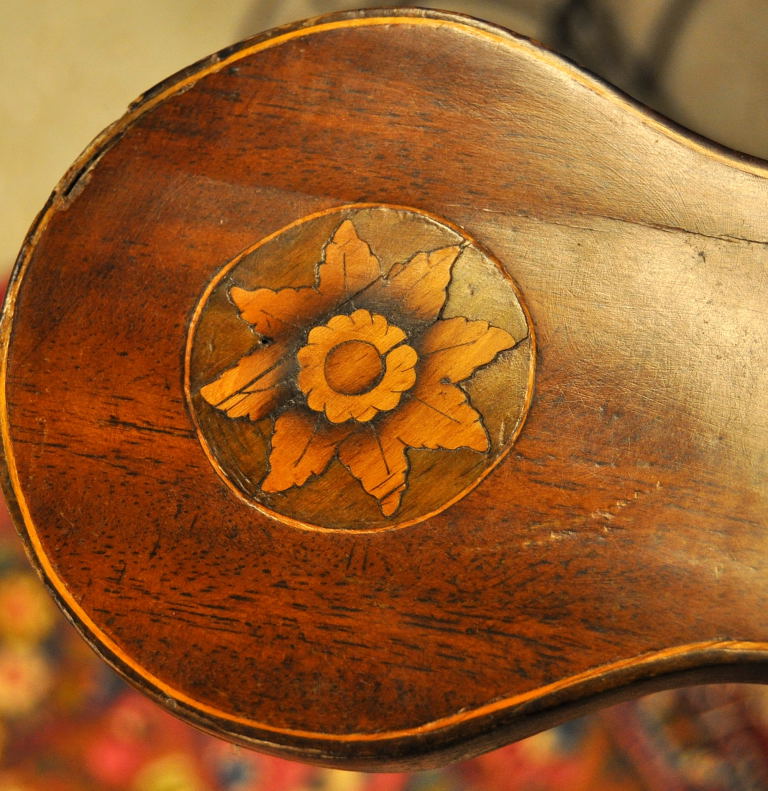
[185,205,535,530]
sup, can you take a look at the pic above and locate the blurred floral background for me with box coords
[2,1,768,789]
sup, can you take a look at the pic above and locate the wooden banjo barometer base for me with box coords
[2,8,767,771]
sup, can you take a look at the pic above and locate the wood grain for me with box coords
[188,205,532,529]
[1,8,767,770]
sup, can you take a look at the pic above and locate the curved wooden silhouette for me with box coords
[1,8,767,771]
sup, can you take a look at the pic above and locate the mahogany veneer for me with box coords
[1,8,767,769]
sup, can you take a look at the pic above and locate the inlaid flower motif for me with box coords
[199,220,519,516]
[297,309,418,423]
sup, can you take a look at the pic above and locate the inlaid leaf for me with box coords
[384,381,489,452]
[366,245,461,322]
[230,285,325,338]
[231,221,381,335]
[262,409,350,492]
[338,427,409,516]
[318,220,382,301]
[418,317,519,383]
[199,343,293,421]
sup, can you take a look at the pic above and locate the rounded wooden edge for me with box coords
[2,6,768,769]
[3,455,768,768]
[32,576,768,771]
[183,202,537,533]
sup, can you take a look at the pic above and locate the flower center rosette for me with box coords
[187,207,534,529]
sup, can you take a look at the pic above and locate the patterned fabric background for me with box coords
[1,498,768,790]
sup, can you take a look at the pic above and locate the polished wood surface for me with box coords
[188,205,533,528]
[1,8,767,770]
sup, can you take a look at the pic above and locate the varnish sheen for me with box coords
[1,8,767,770]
